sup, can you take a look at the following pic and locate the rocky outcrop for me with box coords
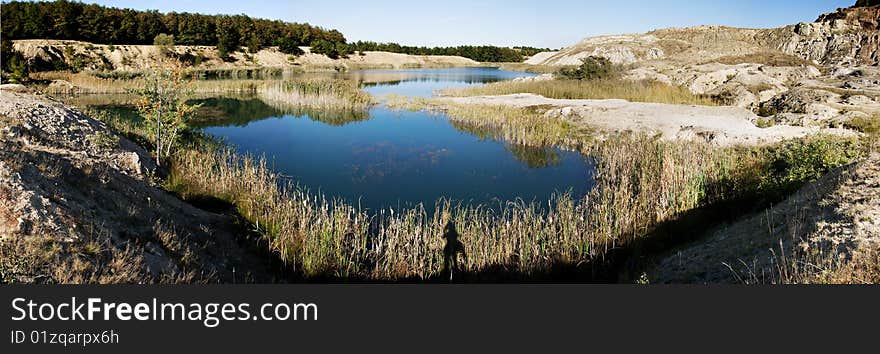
[530,5,880,67]
[766,5,880,67]
[0,91,281,283]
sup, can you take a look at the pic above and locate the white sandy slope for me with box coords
[12,40,479,71]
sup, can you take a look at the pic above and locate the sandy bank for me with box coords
[435,93,854,146]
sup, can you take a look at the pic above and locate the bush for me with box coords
[310,40,339,59]
[557,56,619,81]
[246,35,262,54]
[760,135,863,195]
[62,45,89,73]
[1,39,28,83]
[154,34,175,56]
[278,38,304,55]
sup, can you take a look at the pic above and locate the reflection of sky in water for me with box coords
[195,68,592,211]
[356,67,535,98]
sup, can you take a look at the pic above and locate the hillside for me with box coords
[528,5,880,67]
[0,88,287,283]
[11,39,479,74]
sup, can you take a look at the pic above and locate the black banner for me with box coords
[1,285,877,352]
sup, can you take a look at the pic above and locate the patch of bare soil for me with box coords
[647,153,880,284]
[0,90,285,283]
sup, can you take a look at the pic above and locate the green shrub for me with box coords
[1,39,29,83]
[760,135,863,195]
[557,56,620,81]
[309,40,350,59]
[154,34,175,56]
[756,118,775,128]
[246,36,262,54]
[279,38,304,55]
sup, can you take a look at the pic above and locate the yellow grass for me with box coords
[257,78,373,112]
[442,78,716,106]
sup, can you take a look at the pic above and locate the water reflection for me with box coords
[65,68,592,211]
[505,144,562,169]
[190,96,370,128]
[352,67,535,98]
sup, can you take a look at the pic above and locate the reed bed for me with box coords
[257,78,373,112]
[32,71,367,100]
[162,129,771,280]
[90,90,863,281]
[442,78,716,106]
[168,146,592,279]
[385,95,591,150]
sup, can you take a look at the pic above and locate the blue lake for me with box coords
[95,67,595,212]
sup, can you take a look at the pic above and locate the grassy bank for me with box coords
[441,78,716,106]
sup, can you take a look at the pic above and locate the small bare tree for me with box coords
[134,59,199,166]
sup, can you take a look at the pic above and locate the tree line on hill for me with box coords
[1,0,551,64]
[347,41,551,63]
[0,0,345,58]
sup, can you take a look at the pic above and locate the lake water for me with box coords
[82,67,595,212]
[201,68,593,211]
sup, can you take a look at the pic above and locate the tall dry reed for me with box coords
[442,78,716,106]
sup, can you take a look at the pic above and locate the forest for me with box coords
[348,41,551,63]
[0,0,549,63]
[0,0,346,57]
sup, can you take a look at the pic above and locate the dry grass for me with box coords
[0,224,199,284]
[385,95,591,149]
[30,71,373,103]
[765,243,880,285]
[441,79,716,106]
[841,114,880,153]
[828,246,880,283]
[257,78,373,112]
[33,71,270,94]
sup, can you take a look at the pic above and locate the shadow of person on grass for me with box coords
[442,221,467,282]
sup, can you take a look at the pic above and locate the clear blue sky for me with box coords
[20,0,856,48]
